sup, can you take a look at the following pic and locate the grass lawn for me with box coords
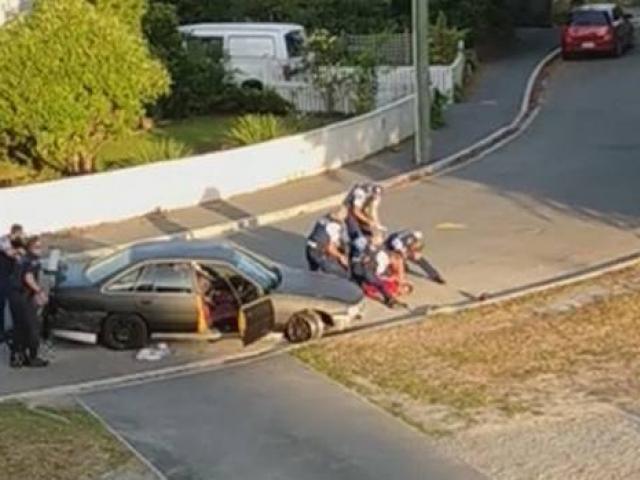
[97,114,237,168]
[0,402,142,480]
[296,264,640,437]
[97,113,343,171]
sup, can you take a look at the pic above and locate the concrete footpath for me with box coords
[43,29,557,255]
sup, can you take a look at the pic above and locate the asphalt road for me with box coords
[82,355,485,480]
[225,43,640,311]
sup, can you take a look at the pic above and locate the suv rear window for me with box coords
[285,30,305,58]
[569,10,610,26]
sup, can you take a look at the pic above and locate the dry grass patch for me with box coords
[0,402,137,480]
[296,265,640,435]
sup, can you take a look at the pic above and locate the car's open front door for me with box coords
[238,298,275,346]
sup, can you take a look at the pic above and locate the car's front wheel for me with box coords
[101,314,148,350]
[284,311,324,344]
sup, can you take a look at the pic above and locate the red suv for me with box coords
[562,4,635,59]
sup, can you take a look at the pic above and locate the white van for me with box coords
[178,22,306,89]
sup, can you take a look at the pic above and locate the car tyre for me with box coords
[284,311,324,344]
[241,79,263,91]
[102,314,148,350]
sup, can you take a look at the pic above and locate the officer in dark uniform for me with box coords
[386,230,446,284]
[350,233,405,309]
[0,224,25,344]
[9,236,48,368]
[343,183,384,241]
[305,207,350,279]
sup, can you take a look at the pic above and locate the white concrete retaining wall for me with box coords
[0,95,416,234]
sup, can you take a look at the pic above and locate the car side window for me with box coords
[199,263,260,305]
[105,266,144,293]
[151,263,194,294]
[106,263,193,294]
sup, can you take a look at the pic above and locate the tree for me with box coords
[0,0,169,175]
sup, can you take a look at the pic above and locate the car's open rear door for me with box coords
[238,298,275,346]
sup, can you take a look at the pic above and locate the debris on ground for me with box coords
[135,343,171,362]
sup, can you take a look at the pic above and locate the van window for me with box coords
[186,35,224,58]
[228,36,275,58]
[285,30,305,58]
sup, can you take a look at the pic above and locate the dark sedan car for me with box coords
[46,240,365,350]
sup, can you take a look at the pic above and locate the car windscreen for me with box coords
[85,250,132,283]
[285,30,305,58]
[569,10,610,26]
[232,251,280,291]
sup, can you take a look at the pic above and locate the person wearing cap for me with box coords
[350,232,406,309]
[305,207,350,279]
[343,183,384,241]
[386,229,445,286]
[0,224,25,345]
[8,236,49,368]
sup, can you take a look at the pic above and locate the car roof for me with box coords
[573,3,616,13]
[179,22,303,34]
[127,239,238,263]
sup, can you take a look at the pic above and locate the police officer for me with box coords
[306,207,350,279]
[9,236,49,368]
[0,224,25,344]
[350,233,406,309]
[386,230,445,285]
[343,183,384,241]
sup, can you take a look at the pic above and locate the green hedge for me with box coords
[0,0,169,176]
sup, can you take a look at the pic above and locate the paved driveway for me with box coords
[81,355,485,480]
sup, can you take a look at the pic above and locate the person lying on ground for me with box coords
[386,229,445,286]
[350,232,408,309]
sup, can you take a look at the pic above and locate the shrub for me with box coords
[224,88,294,116]
[0,0,169,175]
[430,12,467,65]
[97,137,192,170]
[131,138,191,166]
[224,114,296,147]
[431,89,448,129]
[304,29,380,114]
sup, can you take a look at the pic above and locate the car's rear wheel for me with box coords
[102,314,148,350]
[284,311,324,344]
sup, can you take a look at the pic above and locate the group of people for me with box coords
[0,224,49,368]
[306,182,445,309]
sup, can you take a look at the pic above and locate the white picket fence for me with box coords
[274,41,466,114]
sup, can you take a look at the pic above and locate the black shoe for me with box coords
[385,298,411,310]
[9,353,24,369]
[25,357,49,368]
